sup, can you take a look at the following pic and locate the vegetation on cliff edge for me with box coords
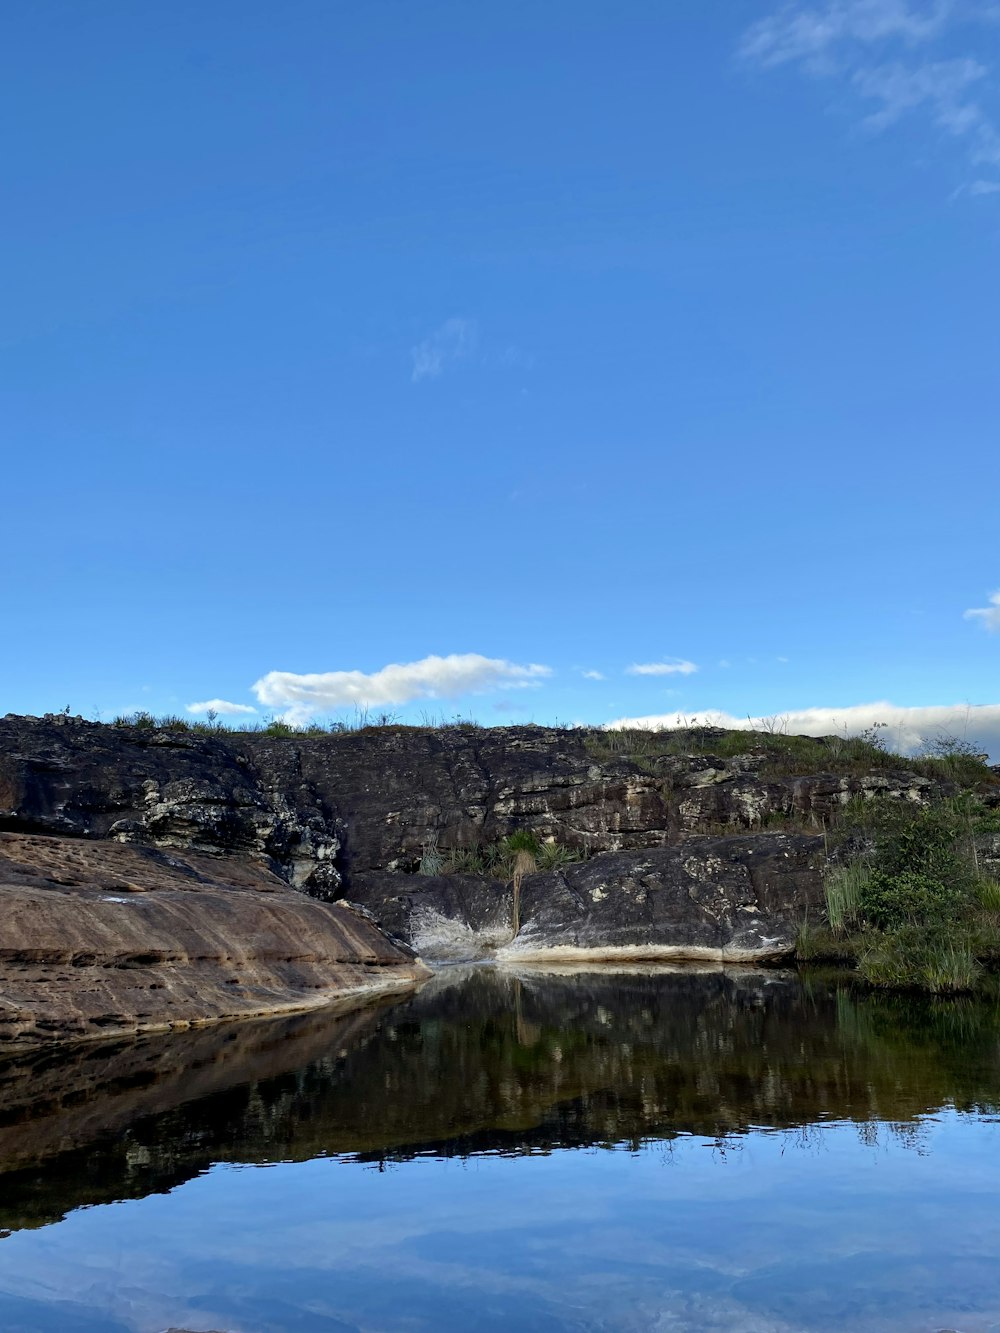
[798,754,1000,992]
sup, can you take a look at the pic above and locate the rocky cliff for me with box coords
[0,714,947,984]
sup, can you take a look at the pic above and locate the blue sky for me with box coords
[3,1,999,750]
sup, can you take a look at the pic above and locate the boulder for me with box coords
[350,834,826,964]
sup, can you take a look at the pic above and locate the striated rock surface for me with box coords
[236,725,939,869]
[0,832,428,1048]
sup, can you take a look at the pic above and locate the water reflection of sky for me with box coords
[2,1111,999,1333]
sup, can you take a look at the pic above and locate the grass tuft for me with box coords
[975,878,1000,913]
[858,927,981,994]
[824,861,869,934]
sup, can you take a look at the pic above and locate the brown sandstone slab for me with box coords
[0,832,428,1049]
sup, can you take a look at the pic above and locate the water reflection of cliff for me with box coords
[2,965,998,1232]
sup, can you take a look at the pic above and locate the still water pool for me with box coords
[0,965,998,1333]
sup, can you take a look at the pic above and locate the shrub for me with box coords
[857,869,963,931]
[443,847,488,875]
[795,922,860,963]
[916,733,994,788]
[113,710,158,729]
[503,830,541,858]
[875,805,972,881]
[159,714,192,733]
[834,801,980,933]
[808,790,1000,989]
[262,717,297,737]
[441,834,584,879]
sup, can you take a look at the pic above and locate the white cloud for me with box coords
[970,177,1000,192]
[252,653,552,724]
[186,698,258,716]
[604,700,1000,758]
[625,659,699,677]
[965,589,1000,629]
[739,1,1000,181]
[410,318,477,382]
[581,669,606,681]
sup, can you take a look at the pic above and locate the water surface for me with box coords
[0,965,998,1332]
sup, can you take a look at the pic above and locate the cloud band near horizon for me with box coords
[604,700,1000,758]
[251,653,552,724]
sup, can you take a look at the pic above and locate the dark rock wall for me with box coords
[0,715,941,962]
[0,715,341,898]
[0,715,936,867]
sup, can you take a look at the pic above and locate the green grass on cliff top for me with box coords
[104,708,998,789]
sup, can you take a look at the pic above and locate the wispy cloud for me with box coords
[411,318,477,382]
[740,1,954,70]
[625,659,699,677]
[580,669,606,681]
[605,700,1000,756]
[739,0,1000,186]
[252,653,551,724]
[186,698,257,716]
[853,57,1000,163]
[853,56,987,130]
[965,588,1000,629]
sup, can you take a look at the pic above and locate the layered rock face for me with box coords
[0,714,341,897]
[0,714,944,976]
[237,726,937,870]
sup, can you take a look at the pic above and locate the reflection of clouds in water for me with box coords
[1,1121,1000,1333]
[642,1295,800,1332]
[1,957,999,1333]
